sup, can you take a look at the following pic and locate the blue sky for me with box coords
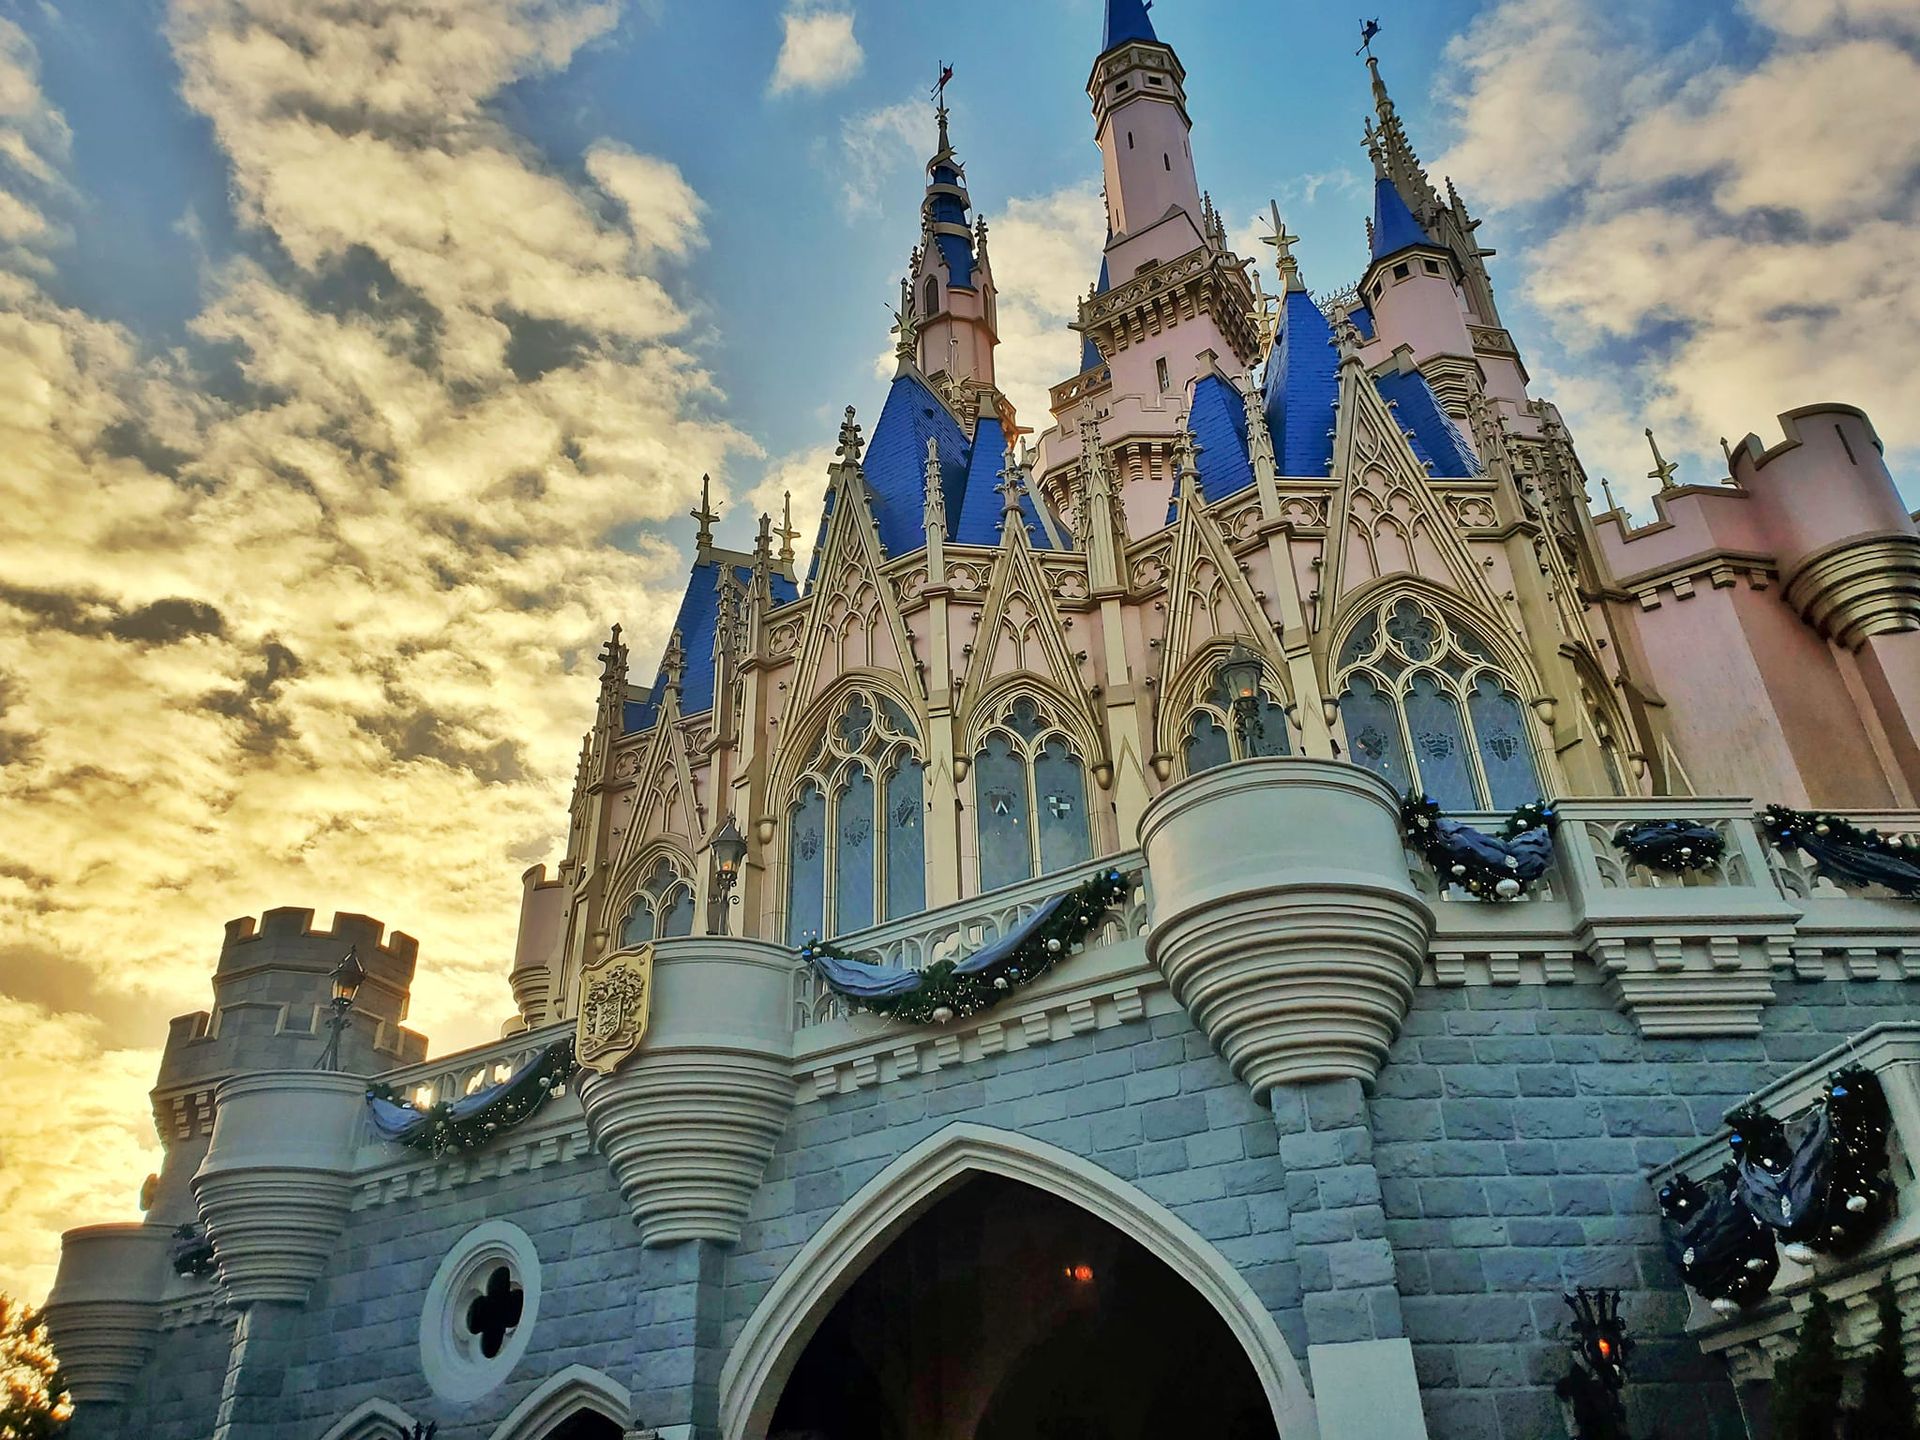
[2,0,1918,1299]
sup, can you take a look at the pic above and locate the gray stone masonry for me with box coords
[1374,974,1915,1440]
[119,969,1920,1440]
[1270,1077,1405,1348]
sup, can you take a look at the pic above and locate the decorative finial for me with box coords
[599,623,625,677]
[1172,414,1204,492]
[662,628,685,689]
[1600,476,1619,513]
[891,277,920,367]
[1644,428,1680,491]
[932,61,954,156]
[836,405,865,467]
[754,512,773,565]
[690,474,719,550]
[1720,436,1734,471]
[778,491,798,563]
[997,454,1024,521]
[1330,306,1362,360]
[1261,200,1303,292]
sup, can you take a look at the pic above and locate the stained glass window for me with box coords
[618,900,655,948]
[1184,711,1230,774]
[1334,597,1545,810]
[1035,739,1091,876]
[1470,675,1543,809]
[787,782,827,945]
[834,764,876,935]
[975,734,1032,893]
[621,859,692,947]
[659,884,694,938]
[886,760,926,919]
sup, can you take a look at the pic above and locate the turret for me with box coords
[910,93,998,412]
[1090,0,1200,259]
[145,909,424,1228]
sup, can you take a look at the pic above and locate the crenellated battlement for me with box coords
[218,906,418,971]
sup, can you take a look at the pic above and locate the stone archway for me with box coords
[487,1364,631,1440]
[718,1123,1318,1440]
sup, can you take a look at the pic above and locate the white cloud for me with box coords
[978,182,1107,431]
[745,441,838,575]
[769,5,863,96]
[0,0,752,1298]
[1435,0,1920,509]
[834,97,924,216]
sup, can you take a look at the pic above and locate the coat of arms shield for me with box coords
[575,943,654,1076]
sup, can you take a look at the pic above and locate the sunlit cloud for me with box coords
[769,2,865,96]
[0,0,748,1298]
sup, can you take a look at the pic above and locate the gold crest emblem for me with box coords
[575,943,654,1076]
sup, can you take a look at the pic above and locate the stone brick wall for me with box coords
[1369,974,1914,1440]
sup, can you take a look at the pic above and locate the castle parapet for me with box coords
[510,864,568,1028]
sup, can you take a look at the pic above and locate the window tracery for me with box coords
[974,696,1092,892]
[1181,657,1292,776]
[617,857,693,948]
[786,690,925,944]
[1334,596,1543,810]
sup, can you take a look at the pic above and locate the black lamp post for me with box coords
[313,948,366,1071]
[1557,1287,1631,1440]
[1219,642,1266,755]
[710,816,749,935]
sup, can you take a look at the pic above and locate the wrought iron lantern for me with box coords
[314,947,366,1071]
[1219,642,1266,754]
[710,815,749,934]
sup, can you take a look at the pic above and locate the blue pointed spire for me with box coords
[1079,255,1110,373]
[1103,0,1157,51]
[1371,173,1432,260]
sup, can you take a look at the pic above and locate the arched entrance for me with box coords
[720,1124,1316,1440]
[769,1173,1276,1439]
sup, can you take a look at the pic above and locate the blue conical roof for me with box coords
[1104,0,1157,50]
[1371,175,1432,260]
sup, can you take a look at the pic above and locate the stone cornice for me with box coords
[1779,529,1920,649]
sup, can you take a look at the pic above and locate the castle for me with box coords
[43,5,1920,1438]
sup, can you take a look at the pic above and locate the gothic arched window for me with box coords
[1334,596,1543,810]
[974,697,1092,892]
[922,275,939,319]
[1181,654,1291,777]
[786,691,926,944]
[618,857,694,948]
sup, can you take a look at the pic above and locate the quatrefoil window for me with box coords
[465,1265,524,1359]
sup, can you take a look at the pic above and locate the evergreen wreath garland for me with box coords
[1657,1167,1778,1315]
[366,1036,577,1157]
[1400,793,1555,900]
[1759,804,1920,897]
[1612,819,1726,874]
[801,869,1132,1025]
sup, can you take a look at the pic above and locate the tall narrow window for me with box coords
[922,276,938,318]
[787,783,827,945]
[786,690,927,942]
[886,759,927,919]
[1334,596,1545,810]
[975,734,1031,893]
[1155,356,1170,393]
[973,699,1094,892]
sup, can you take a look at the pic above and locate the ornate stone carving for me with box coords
[575,944,654,1075]
[1140,759,1433,1093]
[579,938,796,1246]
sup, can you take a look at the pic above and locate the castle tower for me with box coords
[1037,0,1261,536]
[145,909,425,1228]
[910,93,999,416]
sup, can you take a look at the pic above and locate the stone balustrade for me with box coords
[1649,1022,1920,1387]
[371,1022,573,1109]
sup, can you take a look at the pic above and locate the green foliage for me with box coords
[0,1295,68,1440]
[1846,1280,1917,1440]
[1773,1290,1846,1440]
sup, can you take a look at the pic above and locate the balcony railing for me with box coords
[369,1020,573,1110]
[792,852,1150,1029]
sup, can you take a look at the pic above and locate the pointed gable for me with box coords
[862,372,971,559]
[1266,288,1338,478]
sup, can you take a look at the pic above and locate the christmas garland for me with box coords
[1658,1168,1778,1315]
[800,869,1132,1025]
[170,1222,217,1280]
[1400,794,1555,900]
[1759,805,1920,897]
[366,1036,577,1157]
[1659,1066,1895,1312]
[1612,819,1725,874]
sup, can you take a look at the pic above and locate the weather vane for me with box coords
[1357,18,1382,55]
[932,61,953,105]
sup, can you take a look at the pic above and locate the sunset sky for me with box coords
[2,0,1917,1301]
